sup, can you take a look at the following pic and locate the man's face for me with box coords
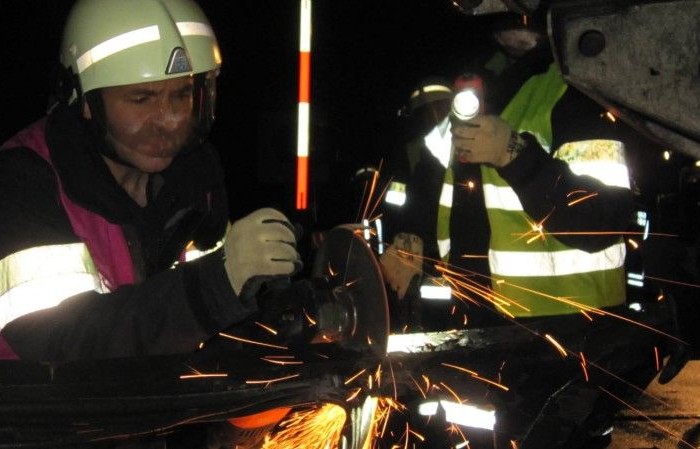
[98,76,195,173]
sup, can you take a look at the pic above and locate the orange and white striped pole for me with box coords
[296,0,312,210]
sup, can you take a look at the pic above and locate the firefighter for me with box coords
[379,78,454,329]
[0,0,301,361]
[379,13,654,449]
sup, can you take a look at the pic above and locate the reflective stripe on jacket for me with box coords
[441,63,629,317]
[0,119,133,331]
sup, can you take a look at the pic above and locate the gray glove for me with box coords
[224,208,302,299]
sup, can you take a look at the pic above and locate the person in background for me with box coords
[0,0,301,361]
[380,78,453,330]
[379,12,670,449]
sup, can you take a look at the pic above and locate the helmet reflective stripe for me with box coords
[75,22,216,74]
[76,26,161,74]
[0,244,103,329]
[177,21,215,38]
[62,0,221,96]
[489,243,626,278]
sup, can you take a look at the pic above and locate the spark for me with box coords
[345,368,367,385]
[179,373,228,380]
[459,179,476,191]
[526,221,545,244]
[327,261,337,277]
[303,308,317,326]
[628,238,639,249]
[460,253,488,259]
[566,189,588,197]
[646,275,700,289]
[245,373,300,386]
[407,427,425,442]
[544,334,568,358]
[450,425,470,449]
[218,332,289,350]
[409,375,427,399]
[567,192,598,207]
[441,362,477,376]
[386,361,398,403]
[654,346,660,372]
[255,321,278,335]
[179,364,228,380]
[375,363,383,388]
[441,363,510,392]
[422,375,431,392]
[346,387,362,402]
[604,111,617,122]
[345,279,359,288]
[261,356,303,366]
[262,403,346,449]
[579,310,594,321]
[579,352,589,382]
[439,381,463,403]
[357,162,387,223]
[516,212,553,244]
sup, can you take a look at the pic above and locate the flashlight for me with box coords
[451,88,481,122]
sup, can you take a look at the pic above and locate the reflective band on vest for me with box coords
[0,243,103,329]
[385,181,407,207]
[556,140,630,189]
[482,166,626,316]
[482,184,522,211]
[489,243,626,277]
[424,118,452,169]
[439,183,454,208]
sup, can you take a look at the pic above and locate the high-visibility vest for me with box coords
[0,119,218,333]
[440,63,630,317]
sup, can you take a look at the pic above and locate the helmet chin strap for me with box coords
[80,90,135,168]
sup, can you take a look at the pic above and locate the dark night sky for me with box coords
[2,0,494,226]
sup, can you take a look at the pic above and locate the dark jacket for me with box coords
[0,105,255,361]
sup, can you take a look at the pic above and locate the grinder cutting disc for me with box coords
[311,224,390,356]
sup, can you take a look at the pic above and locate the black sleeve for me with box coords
[497,135,634,252]
[1,249,257,361]
[0,148,77,257]
[398,147,446,261]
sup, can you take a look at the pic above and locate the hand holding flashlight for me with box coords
[450,88,524,167]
